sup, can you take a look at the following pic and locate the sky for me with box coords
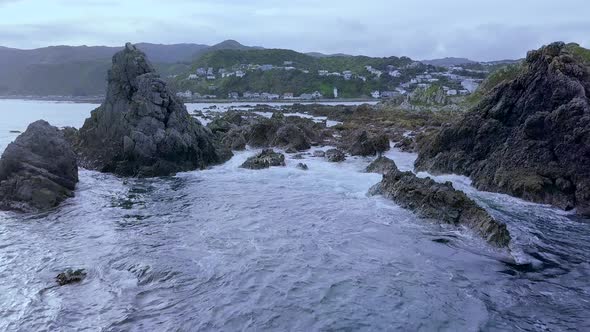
[0,0,589,61]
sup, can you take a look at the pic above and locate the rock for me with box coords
[292,153,305,160]
[273,124,311,151]
[247,118,281,148]
[56,269,87,286]
[240,149,286,169]
[370,167,511,247]
[366,156,398,175]
[415,42,590,216]
[313,150,326,157]
[220,128,247,150]
[347,130,391,156]
[326,149,346,162]
[74,43,229,177]
[394,137,416,152]
[0,120,78,212]
[9,130,21,133]
[296,163,309,170]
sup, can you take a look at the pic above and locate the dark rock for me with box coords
[394,136,416,152]
[292,153,305,160]
[56,269,87,286]
[366,156,398,175]
[416,42,590,216]
[326,149,346,162]
[240,149,286,169]
[0,120,78,212]
[9,130,21,133]
[74,43,229,177]
[370,167,511,247]
[313,150,326,157]
[220,128,247,150]
[247,118,281,147]
[296,163,309,170]
[273,124,311,151]
[346,130,391,156]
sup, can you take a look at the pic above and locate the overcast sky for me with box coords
[1,0,588,61]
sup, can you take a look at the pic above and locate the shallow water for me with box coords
[0,100,589,331]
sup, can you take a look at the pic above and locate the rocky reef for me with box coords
[73,43,229,177]
[369,160,511,247]
[415,42,590,216]
[365,156,398,175]
[240,149,286,169]
[0,120,78,212]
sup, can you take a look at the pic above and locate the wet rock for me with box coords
[75,43,229,177]
[415,42,590,216]
[326,149,346,162]
[296,163,309,170]
[366,156,398,175]
[347,130,391,156]
[292,153,305,160]
[9,130,21,133]
[0,120,78,212]
[394,137,416,152]
[273,124,311,151]
[313,150,326,158]
[370,167,511,247]
[240,149,286,169]
[56,269,87,286]
[220,128,247,150]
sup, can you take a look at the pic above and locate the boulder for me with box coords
[366,156,398,175]
[273,124,311,151]
[347,130,390,156]
[370,167,511,247]
[74,43,229,177]
[240,149,286,169]
[415,42,590,216]
[326,149,346,162]
[0,120,78,212]
[313,150,326,158]
[56,269,87,286]
[220,128,247,150]
[296,163,309,170]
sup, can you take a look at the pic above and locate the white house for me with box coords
[447,89,458,96]
[235,71,246,78]
[318,70,329,76]
[188,74,198,80]
[371,91,380,98]
[389,70,401,78]
[311,91,323,99]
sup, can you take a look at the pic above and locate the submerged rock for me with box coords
[366,156,398,175]
[296,163,309,171]
[75,43,229,177]
[326,149,346,162]
[415,42,590,216]
[313,150,326,158]
[370,163,510,247]
[240,149,286,169]
[56,269,87,286]
[0,120,78,212]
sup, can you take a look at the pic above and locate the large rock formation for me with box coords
[369,161,511,247]
[74,43,229,177]
[345,130,390,156]
[0,120,78,212]
[240,149,286,169]
[415,42,590,216]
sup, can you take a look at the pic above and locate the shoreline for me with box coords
[0,96,378,104]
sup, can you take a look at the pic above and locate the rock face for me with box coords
[366,156,397,175]
[346,130,390,156]
[0,120,78,212]
[75,43,229,177]
[415,42,590,216]
[240,149,286,169]
[370,162,510,247]
[326,149,346,162]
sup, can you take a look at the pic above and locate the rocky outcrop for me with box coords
[240,149,286,169]
[369,162,510,247]
[415,42,590,216]
[345,130,390,156]
[0,120,78,212]
[74,43,229,177]
[326,149,346,162]
[366,156,397,175]
[296,163,309,170]
[56,269,87,286]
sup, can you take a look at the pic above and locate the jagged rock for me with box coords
[313,150,326,157]
[240,149,286,169]
[415,42,590,216]
[326,149,346,162]
[296,163,309,170]
[220,128,247,150]
[74,43,229,177]
[247,118,281,147]
[394,137,416,152]
[346,130,390,156]
[370,166,511,247]
[0,120,78,212]
[273,124,311,151]
[292,153,305,160]
[366,156,398,175]
[56,269,87,286]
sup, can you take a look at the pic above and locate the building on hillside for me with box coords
[235,71,246,78]
[328,72,341,77]
[260,64,274,71]
[283,92,294,99]
[388,70,401,77]
[446,89,458,96]
[176,90,192,99]
[196,68,207,76]
[371,91,381,98]
[207,75,216,80]
[358,75,367,82]
[333,87,338,99]
[284,66,296,71]
[343,70,353,80]
[188,74,198,80]
[459,89,471,96]
[228,92,239,99]
[284,61,293,65]
[207,68,214,75]
[300,93,313,100]
[243,91,261,99]
[380,91,400,98]
[218,68,226,75]
[318,70,329,76]
[261,93,280,100]
[311,91,323,99]
[302,70,310,74]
